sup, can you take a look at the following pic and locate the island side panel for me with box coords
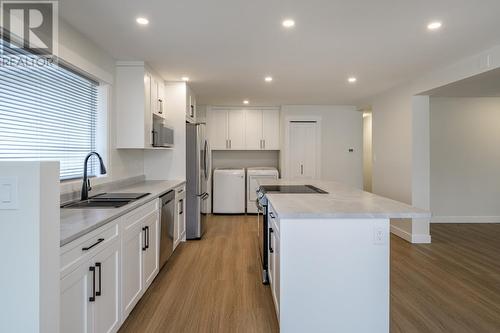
[280,217,390,333]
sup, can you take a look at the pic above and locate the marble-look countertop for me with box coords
[60,180,185,247]
[257,179,431,219]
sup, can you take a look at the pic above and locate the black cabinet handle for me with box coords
[179,199,183,215]
[142,227,147,251]
[269,212,275,219]
[146,226,150,249]
[95,262,102,296]
[82,238,104,251]
[269,228,274,253]
[89,266,96,302]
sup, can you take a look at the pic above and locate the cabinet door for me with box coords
[227,109,246,150]
[268,226,275,287]
[179,197,186,239]
[262,110,280,150]
[144,73,153,146]
[273,231,280,318]
[93,241,120,333]
[245,109,263,150]
[143,211,160,289]
[121,220,144,318]
[208,109,228,150]
[60,262,93,333]
[151,76,158,115]
[289,122,318,179]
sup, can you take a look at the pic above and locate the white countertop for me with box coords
[60,180,185,247]
[258,179,431,219]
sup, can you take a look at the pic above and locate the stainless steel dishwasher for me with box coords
[159,190,175,269]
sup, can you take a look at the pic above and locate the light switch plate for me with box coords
[0,177,18,210]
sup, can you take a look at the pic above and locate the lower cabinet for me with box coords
[60,239,120,333]
[61,198,162,333]
[174,185,186,250]
[121,200,160,319]
[268,205,281,321]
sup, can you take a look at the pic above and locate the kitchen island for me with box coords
[257,179,430,333]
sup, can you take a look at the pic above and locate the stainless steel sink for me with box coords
[61,199,132,209]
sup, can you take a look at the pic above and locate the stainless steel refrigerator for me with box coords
[186,123,211,239]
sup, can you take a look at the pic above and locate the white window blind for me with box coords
[0,39,99,180]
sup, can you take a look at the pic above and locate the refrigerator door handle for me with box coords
[203,140,209,180]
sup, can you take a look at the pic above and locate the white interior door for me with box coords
[288,122,318,179]
[245,109,263,150]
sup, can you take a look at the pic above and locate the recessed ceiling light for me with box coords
[136,17,149,25]
[282,19,295,28]
[243,100,249,105]
[427,21,442,31]
[181,76,190,82]
[348,77,357,83]
[265,76,273,82]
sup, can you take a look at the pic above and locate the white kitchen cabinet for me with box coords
[208,108,229,150]
[227,109,246,149]
[121,199,160,319]
[244,109,280,150]
[116,62,168,149]
[60,238,120,333]
[245,109,263,150]
[142,211,159,289]
[174,185,186,250]
[268,205,280,320]
[208,108,279,150]
[262,109,280,150]
[60,261,92,333]
[92,241,121,333]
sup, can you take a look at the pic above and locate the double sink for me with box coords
[62,192,150,209]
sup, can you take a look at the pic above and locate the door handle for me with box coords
[95,262,102,296]
[146,226,150,249]
[301,164,304,175]
[89,266,96,302]
[263,139,265,149]
[142,227,147,251]
[269,228,274,253]
[269,212,275,219]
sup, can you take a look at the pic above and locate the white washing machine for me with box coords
[213,168,246,214]
[246,167,279,213]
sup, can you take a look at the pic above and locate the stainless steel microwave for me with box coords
[152,123,174,147]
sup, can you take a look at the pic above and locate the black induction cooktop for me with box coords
[259,185,328,194]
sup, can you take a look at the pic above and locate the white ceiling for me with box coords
[59,0,500,106]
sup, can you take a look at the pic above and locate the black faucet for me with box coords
[81,152,107,201]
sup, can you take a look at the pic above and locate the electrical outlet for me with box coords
[373,226,387,245]
[0,177,18,210]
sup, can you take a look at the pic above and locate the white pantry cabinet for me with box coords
[60,231,120,333]
[208,107,280,150]
[121,199,160,319]
[116,61,167,149]
[174,185,186,250]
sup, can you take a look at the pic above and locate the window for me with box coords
[0,39,100,180]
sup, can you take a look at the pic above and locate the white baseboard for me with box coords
[431,216,500,223]
[390,225,431,244]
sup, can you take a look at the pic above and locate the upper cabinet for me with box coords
[115,61,167,149]
[186,85,197,123]
[207,107,280,151]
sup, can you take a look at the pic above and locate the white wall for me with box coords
[57,20,145,194]
[280,105,363,189]
[363,114,372,192]
[430,97,500,221]
[369,44,500,243]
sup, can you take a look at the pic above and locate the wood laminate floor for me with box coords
[119,216,500,333]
